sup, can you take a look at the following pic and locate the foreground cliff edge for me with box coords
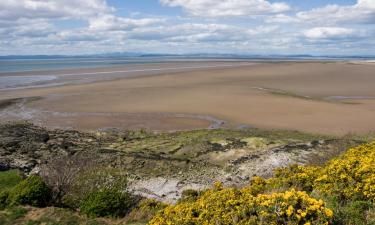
[0,122,374,224]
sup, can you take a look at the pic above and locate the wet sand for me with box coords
[1,61,375,135]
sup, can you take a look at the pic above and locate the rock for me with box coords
[0,160,10,171]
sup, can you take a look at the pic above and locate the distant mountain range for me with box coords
[0,53,374,60]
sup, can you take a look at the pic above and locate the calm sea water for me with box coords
[0,57,173,89]
[0,56,373,90]
[0,57,168,73]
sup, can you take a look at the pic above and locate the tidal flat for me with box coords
[1,61,375,134]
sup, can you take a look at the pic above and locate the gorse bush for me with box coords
[150,184,333,225]
[273,165,320,192]
[7,175,51,207]
[314,141,375,201]
[149,141,375,225]
[80,188,133,218]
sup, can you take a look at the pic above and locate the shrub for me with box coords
[80,188,133,218]
[321,195,374,225]
[179,189,201,203]
[7,175,51,207]
[149,186,333,225]
[314,141,375,201]
[125,198,167,223]
[62,167,127,209]
[273,164,321,192]
[0,191,9,209]
[40,152,99,205]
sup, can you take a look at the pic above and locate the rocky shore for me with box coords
[0,122,364,203]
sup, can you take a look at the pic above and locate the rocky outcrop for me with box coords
[0,122,362,202]
[0,122,105,173]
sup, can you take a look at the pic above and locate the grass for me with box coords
[111,128,330,155]
[0,170,23,191]
[0,206,149,225]
[1,207,110,225]
[0,206,29,225]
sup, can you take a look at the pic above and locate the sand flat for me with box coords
[1,61,375,135]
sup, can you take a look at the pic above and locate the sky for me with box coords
[0,0,374,55]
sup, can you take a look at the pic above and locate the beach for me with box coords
[1,61,375,135]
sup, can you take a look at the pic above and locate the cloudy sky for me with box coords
[0,0,374,55]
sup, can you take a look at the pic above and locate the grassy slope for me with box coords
[0,170,23,191]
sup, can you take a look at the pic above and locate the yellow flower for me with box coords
[325,208,333,217]
[286,205,294,216]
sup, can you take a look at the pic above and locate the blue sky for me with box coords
[0,0,374,55]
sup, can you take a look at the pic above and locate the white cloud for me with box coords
[127,23,279,43]
[0,19,55,38]
[0,0,112,20]
[358,0,375,9]
[296,0,375,25]
[88,15,166,31]
[266,14,298,23]
[160,0,290,17]
[0,0,374,55]
[303,27,355,39]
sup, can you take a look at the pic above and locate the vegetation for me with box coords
[80,188,133,218]
[150,141,375,225]
[0,170,23,191]
[0,206,29,225]
[6,175,51,207]
[1,122,375,224]
[124,199,168,224]
[151,185,333,224]
[0,206,110,225]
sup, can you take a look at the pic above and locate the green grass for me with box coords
[0,206,29,225]
[112,128,330,154]
[1,207,110,225]
[0,170,23,191]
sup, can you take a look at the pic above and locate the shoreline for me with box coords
[0,61,255,91]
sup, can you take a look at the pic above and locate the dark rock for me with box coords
[0,160,10,171]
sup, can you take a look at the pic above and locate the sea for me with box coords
[1,55,374,90]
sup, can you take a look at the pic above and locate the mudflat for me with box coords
[1,61,375,135]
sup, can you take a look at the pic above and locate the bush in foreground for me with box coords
[80,188,133,218]
[314,141,375,201]
[7,175,51,207]
[150,183,333,225]
[125,198,168,223]
[150,141,375,225]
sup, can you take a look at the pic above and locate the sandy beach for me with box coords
[1,61,375,135]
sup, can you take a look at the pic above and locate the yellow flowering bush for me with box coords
[273,165,321,192]
[149,141,375,224]
[149,186,332,225]
[314,141,375,201]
